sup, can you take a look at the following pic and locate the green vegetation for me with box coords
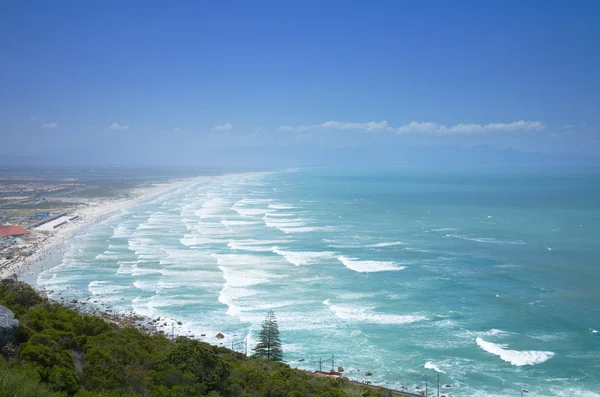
[0,278,389,397]
[254,311,283,362]
[64,186,128,198]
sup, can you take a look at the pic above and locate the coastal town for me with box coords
[0,176,89,276]
[0,212,82,276]
[0,171,196,279]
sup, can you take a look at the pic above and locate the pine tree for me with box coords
[253,310,283,361]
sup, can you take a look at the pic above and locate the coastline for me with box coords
[2,169,598,397]
[0,176,210,283]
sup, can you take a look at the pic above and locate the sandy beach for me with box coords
[0,176,210,282]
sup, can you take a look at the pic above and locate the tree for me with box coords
[253,311,283,361]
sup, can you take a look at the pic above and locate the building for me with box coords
[313,370,342,378]
[0,225,32,238]
[34,212,50,219]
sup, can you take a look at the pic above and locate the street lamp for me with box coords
[521,389,529,397]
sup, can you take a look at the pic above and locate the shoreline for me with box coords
[0,176,210,282]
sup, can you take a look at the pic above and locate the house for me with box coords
[34,212,50,219]
[313,370,342,378]
[0,225,32,238]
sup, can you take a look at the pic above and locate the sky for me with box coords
[1,0,599,168]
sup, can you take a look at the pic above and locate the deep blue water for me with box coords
[38,169,600,397]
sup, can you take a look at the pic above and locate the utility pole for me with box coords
[426,378,428,397]
[437,374,440,397]
[319,358,322,371]
[171,322,174,339]
[332,354,334,371]
[244,337,247,356]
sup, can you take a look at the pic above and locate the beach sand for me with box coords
[0,176,210,282]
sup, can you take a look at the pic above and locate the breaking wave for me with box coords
[476,337,555,366]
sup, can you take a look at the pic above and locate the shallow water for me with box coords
[37,169,600,396]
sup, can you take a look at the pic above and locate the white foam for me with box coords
[424,361,445,373]
[196,197,230,219]
[268,203,295,209]
[271,247,336,266]
[236,198,271,205]
[278,226,334,234]
[228,239,289,252]
[432,228,458,232]
[476,337,554,366]
[136,223,162,230]
[95,251,123,260]
[324,300,426,325]
[545,387,600,397]
[117,261,163,277]
[446,234,525,245]
[263,218,307,228]
[111,224,132,239]
[263,212,295,217]
[88,281,128,295]
[326,243,363,249]
[338,256,405,273]
[158,249,210,266]
[212,254,281,286]
[368,241,405,247]
[180,234,227,246]
[234,207,271,217]
[403,247,435,253]
[221,220,260,227]
[212,252,286,318]
[218,285,259,316]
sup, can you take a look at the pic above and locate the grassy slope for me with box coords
[0,278,387,397]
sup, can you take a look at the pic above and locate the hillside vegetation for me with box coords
[0,278,385,397]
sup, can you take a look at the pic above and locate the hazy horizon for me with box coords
[3,144,600,170]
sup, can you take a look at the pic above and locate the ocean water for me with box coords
[37,169,600,397]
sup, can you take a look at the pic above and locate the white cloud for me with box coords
[279,120,390,133]
[395,121,438,134]
[279,120,544,135]
[42,123,59,129]
[211,122,233,132]
[396,120,545,135]
[109,123,130,131]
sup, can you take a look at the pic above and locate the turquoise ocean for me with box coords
[37,169,600,397]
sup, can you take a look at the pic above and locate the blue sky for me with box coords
[1,0,599,167]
